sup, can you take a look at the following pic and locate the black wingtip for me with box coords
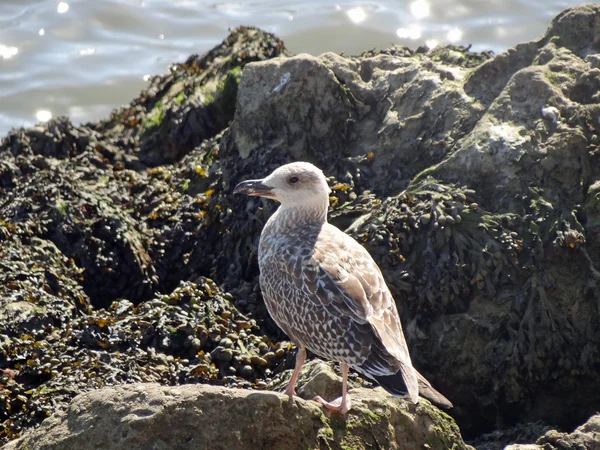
[371,373,410,397]
[416,370,453,409]
[370,371,453,409]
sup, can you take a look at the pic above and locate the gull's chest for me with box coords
[255,225,363,363]
[258,231,319,326]
[257,231,309,297]
[257,218,317,269]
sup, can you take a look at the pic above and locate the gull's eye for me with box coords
[288,176,299,184]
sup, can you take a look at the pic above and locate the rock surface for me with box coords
[503,414,600,450]
[4,361,468,450]
[1,4,600,448]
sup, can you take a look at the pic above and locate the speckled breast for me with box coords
[258,232,358,364]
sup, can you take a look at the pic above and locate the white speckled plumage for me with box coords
[234,161,452,412]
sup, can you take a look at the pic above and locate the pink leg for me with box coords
[283,347,306,397]
[314,362,352,414]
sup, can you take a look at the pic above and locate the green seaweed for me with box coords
[143,100,166,131]
[56,198,68,217]
[175,92,186,105]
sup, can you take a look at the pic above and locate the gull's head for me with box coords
[233,161,331,207]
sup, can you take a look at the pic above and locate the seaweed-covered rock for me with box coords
[503,414,600,450]
[0,278,295,442]
[0,128,158,307]
[470,421,553,450]
[94,27,289,166]
[0,236,90,331]
[5,368,469,450]
[0,28,297,444]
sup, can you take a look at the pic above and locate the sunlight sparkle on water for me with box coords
[396,25,421,40]
[347,7,367,24]
[447,28,463,42]
[78,48,96,56]
[57,2,69,14]
[410,0,430,19]
[39,28,45,36]
[36,110,52,122]
[0,45,18,60]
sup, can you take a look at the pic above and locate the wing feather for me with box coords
[310,224,419,403]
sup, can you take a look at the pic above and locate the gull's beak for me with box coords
[233,179,275,198]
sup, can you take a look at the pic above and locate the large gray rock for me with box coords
[5,362,469,450]
[436,5,600,209]
[225,43,485,197]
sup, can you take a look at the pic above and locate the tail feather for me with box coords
[357,366,453,409]
[415,370,453,409]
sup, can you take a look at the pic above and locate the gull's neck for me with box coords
[270,199,329,232]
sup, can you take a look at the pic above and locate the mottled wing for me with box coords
[309,224,419,403]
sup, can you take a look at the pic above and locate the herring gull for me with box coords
[234,161,452,413]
